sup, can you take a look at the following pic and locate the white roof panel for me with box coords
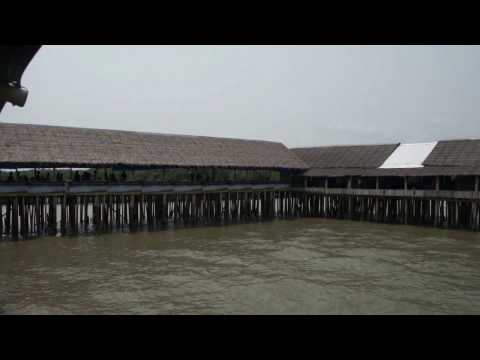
[379,142,437,169]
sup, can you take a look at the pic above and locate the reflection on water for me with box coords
[1,218,480,314]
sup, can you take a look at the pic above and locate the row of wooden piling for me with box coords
[296,192,480,230]
[0,190,302,240]
[1,190,479,240]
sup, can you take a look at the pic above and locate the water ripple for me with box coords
[1,218,480,314]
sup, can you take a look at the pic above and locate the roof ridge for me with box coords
[0,122,285,146]
[291,143,399,150]
[437,138,480,142]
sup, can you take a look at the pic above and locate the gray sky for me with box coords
[2,45,480,148]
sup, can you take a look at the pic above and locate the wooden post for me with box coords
[19,197,25,239]
[404,176,408,225]
[95,195,100,230]
[140,194,145,226]
[434,176,440,227]
[162,193,168,226]
[5,199,11,236]
[218,192,222,223]
[49,196,57,235]
[473,176,479,230]
[12,197,18,240]
[375,177,379,222]
[347,177,352,220]
[324,178,329,218]
[226,192,231,222]
[0,200,3,237]
[61,194,67,235]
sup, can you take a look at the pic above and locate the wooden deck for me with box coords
[0,183,290,196]
[292,187,480,200]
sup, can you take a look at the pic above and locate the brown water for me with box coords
[1,218,480,314]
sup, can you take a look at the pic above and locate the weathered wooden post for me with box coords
[12,197,18,240]
[473,176,479,230]
[375,177,379,222]
[140,193,145,226]
[324,178,329,218]
[0,201,3,237]
[95,195,101,230]
[217,192,222,223]
[5,199,11,236]
[19,196,26,239]
[404,176,408,225]
[347,177,352,220]
[49,196,57,235]
[162,193,168,227]
[61,193,67,235]
[271,191,276,218]
[190,194,197,225]
[434,176,440,227]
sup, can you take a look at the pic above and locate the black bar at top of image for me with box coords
[2,9,480,45]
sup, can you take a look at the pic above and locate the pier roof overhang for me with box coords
[0,123,308,171]
[363,166,480,177]
[302,166,480,178]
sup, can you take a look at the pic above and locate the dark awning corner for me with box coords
[0,45,42,112]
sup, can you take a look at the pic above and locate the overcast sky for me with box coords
[2,45,479,148]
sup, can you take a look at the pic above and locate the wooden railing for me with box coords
[0,183,291,196]
[291,187,480,200]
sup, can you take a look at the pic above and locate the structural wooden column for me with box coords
[162,193,168,226]
[12,197,18,240]
[375,177,379,222]
[140,194,145,225]
[347,177,352,220]
[19,196,26,238]
[404,176,408,225]
[324,178,329,218]
[191,194,196,225]
[0,200,3,237]
[218,192,222,222]
[61,194,67,235]
[473,176,479,230]
[226,192,231,222]
[434,176,440,227]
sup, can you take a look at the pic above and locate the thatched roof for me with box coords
[294,141,480,177]
[423,139,480,167]
[292,144,399,169]
[0,123,308,170]
[292,144,399,177]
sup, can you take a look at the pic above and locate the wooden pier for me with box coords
[0,184,298,240]
[290,186,480,231]
[2,182,479,240]
[2,123,480,240]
